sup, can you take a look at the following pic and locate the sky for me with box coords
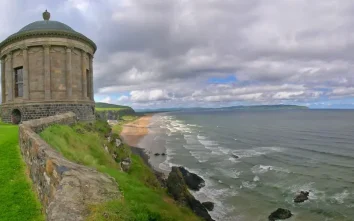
[1,0,354,109]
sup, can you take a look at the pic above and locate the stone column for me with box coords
[1,58,5,103]
[81,50,87,99]
[89,54,94,101]
[66,47,72,98]
[22,47,29,100]
[6,53,13,101]
[44,45,51,100]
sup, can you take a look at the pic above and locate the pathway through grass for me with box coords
[0,123,44,221]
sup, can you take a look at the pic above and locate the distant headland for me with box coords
[136,104,309,113]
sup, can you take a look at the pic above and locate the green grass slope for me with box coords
[40,121,201,221]
[95,102,135,114]
[0,122,44,221]
[95,102,132,109]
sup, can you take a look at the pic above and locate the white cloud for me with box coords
[331,87,354,97]
[130,89,170,103]
[117,95,129,102]
[273,91,304,99]
[99,96,112,103]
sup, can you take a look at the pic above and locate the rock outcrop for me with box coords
[178,166,205,191]
[202,202,214,211]
[268,208,292,221]
[20,112,120,221]
[167,167,214,221]
[294,191,309,203]
[231,154,239,159]
[121,157,132,172]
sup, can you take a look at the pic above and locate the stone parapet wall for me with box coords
[19,113,120,221]
[21,112,77,133]
[1,102,95,123]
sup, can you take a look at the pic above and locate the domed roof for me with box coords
[18,20,75,33]
[0,10,96,52]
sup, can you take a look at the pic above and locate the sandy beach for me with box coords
[120,114,169,174]
[120,115,153,147]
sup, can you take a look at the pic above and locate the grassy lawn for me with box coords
[40,121,201,221]
[0,123,44,221]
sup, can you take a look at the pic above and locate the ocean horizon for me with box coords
[138,109,354,221]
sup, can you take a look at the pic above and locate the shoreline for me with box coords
[120,113,169,174]
[120,114,215,220]
[120,115,153,147]
[120,114,168,180]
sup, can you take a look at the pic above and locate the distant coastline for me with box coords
[136,104,308,113]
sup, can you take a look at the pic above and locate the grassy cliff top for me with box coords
[40,121,201,221]
[95,102,133,110]
[95,102,136,115]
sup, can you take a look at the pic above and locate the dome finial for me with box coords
[43,9,50,21]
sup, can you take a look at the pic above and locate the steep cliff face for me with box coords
[95,102,135,120]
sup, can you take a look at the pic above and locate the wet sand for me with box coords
[120,115,153,147]
[120,114,168,174]
[120,115,168,179]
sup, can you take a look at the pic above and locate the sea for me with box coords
[138,109,354,221]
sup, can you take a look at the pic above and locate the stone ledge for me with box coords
[19,112,120,221]
[22,112,76,133]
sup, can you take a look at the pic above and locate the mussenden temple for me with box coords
[0,10,96,124]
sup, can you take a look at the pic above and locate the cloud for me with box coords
[130,89,170,103]
[0,0,353,108]
[118,95,129,102]
[99,96,112,103]
[331,87,354,97]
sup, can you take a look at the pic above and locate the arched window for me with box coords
[14,67,23,97]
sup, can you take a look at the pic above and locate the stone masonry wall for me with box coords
[1,102,95,123]
[1,38,94,103]
[19,112,120,221]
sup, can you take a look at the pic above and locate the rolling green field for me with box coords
[0,123,44,221]
[40,121,201,221]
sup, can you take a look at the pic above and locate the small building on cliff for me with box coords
[0,10,96,124]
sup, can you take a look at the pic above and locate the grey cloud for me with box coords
[1,0,353,107]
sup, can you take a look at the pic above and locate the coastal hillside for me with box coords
[96,102,134,110]
[95,102,136,120]
[40,120,202,221]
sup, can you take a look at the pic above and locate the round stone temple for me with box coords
[0,11,97,123]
